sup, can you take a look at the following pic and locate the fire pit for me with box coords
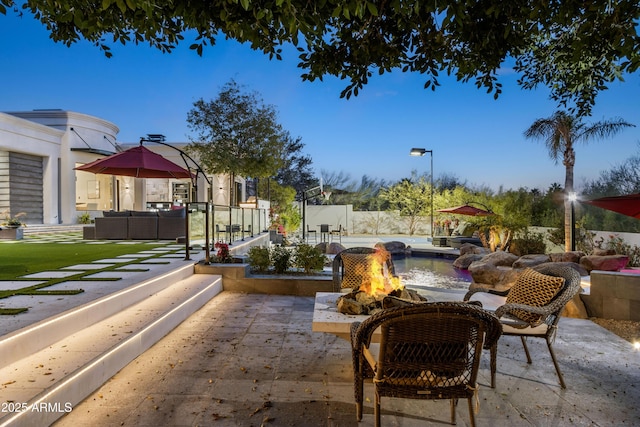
[335,249,427,315]
[337,287,427,315]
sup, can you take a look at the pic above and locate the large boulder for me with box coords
[468,261,521,292]
[379,241,407,255]
[469,259,519,289]
[562,294,589,319]
[549,251,585,263]
[535,261,589,277]
[480,251,519,267]
[579,255,629,272]
[592,248,616,256]
[459,243,490,256]
[316,242,346,254]
[512,254,551,269]
[453,253,484,269]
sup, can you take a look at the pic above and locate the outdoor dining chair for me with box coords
[330,224,343,243]
[351,302,502,427]
[306,224,317,243]
[464,264,581,388]
[332,247,396,292]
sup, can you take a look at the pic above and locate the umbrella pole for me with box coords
[184,205,190,261]
[205,203,211,263]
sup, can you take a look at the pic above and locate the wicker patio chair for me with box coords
[331,247,397,292]
[350,302,502,427]
[464,264,581,388]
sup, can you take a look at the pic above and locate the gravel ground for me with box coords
[591,318,640,344]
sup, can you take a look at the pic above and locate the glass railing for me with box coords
[186,202,268,249]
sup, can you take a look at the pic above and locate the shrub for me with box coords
[271,245,291,274]
[597,235,640,267]
[247,246,271,272]
[292,243,327,274]
[510,230,547,256]
[213,242,233,263]
[76,212,92,224]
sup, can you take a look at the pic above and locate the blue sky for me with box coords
[2,11,639,192]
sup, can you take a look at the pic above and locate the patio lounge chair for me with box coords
[464,264,581,388]
[350,302,502,427]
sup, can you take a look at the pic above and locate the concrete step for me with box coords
[0,269,222,427]
[22,225,84,235]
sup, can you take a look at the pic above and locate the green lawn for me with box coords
[0,242,169,280]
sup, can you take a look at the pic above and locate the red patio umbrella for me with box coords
[75,144,194,179]
[437,204,494,216]
[581,193,640,219]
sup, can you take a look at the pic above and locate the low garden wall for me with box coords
[581,271,640,321]
[194,263,332,296]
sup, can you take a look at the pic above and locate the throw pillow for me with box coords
[505,268,565,325]
[340,253,376,290]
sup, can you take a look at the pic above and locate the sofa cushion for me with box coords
[158,208,186,218]
[130,211,158,217]
[102,210,130,217]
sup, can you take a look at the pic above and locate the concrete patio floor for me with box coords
[53,291,640,427]
[3,230,639,426]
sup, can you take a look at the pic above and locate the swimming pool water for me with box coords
[393,256,472,291]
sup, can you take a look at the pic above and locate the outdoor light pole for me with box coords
[410,148,434,238]
[569,192,577,251]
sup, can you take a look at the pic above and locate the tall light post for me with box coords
[409,148,434,238]
[568,192,577,251]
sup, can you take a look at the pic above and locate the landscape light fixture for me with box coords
[409,148,434,238]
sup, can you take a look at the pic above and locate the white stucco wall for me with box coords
[1,110,119,224]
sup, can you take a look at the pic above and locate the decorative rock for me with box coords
[321,242,346,254]
[467,263,520,292]
[468,261,506,286]
[580,255,629,272]
[592,248,616,256]
[479,251,519,267]
[337,294,366,315]
[379,241,407,255]
[512,254,551,269]
[562,294,589,319]
[534,261,589,277]
[459,243,490,256]
[549,251,585,263]
[453,253,484,269]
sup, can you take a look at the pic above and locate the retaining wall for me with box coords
[581,271,640,321]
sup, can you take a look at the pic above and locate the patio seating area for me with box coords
[54,291,640,426]
[2,231,638,426]
[85,208,186,240]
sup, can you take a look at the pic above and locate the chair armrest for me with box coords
[463,287,509,301]
[495,302,554,320]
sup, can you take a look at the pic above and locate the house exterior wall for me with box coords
[0,110,119,224]
[0,112,64,224]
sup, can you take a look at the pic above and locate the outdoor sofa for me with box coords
[91,208,186,240]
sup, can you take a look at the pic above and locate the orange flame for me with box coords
[358,248,404,297]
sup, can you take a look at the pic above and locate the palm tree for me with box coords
[524,111,634,251]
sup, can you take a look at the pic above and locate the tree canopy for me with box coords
[3,0,639,116]
[186,79,289,179]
